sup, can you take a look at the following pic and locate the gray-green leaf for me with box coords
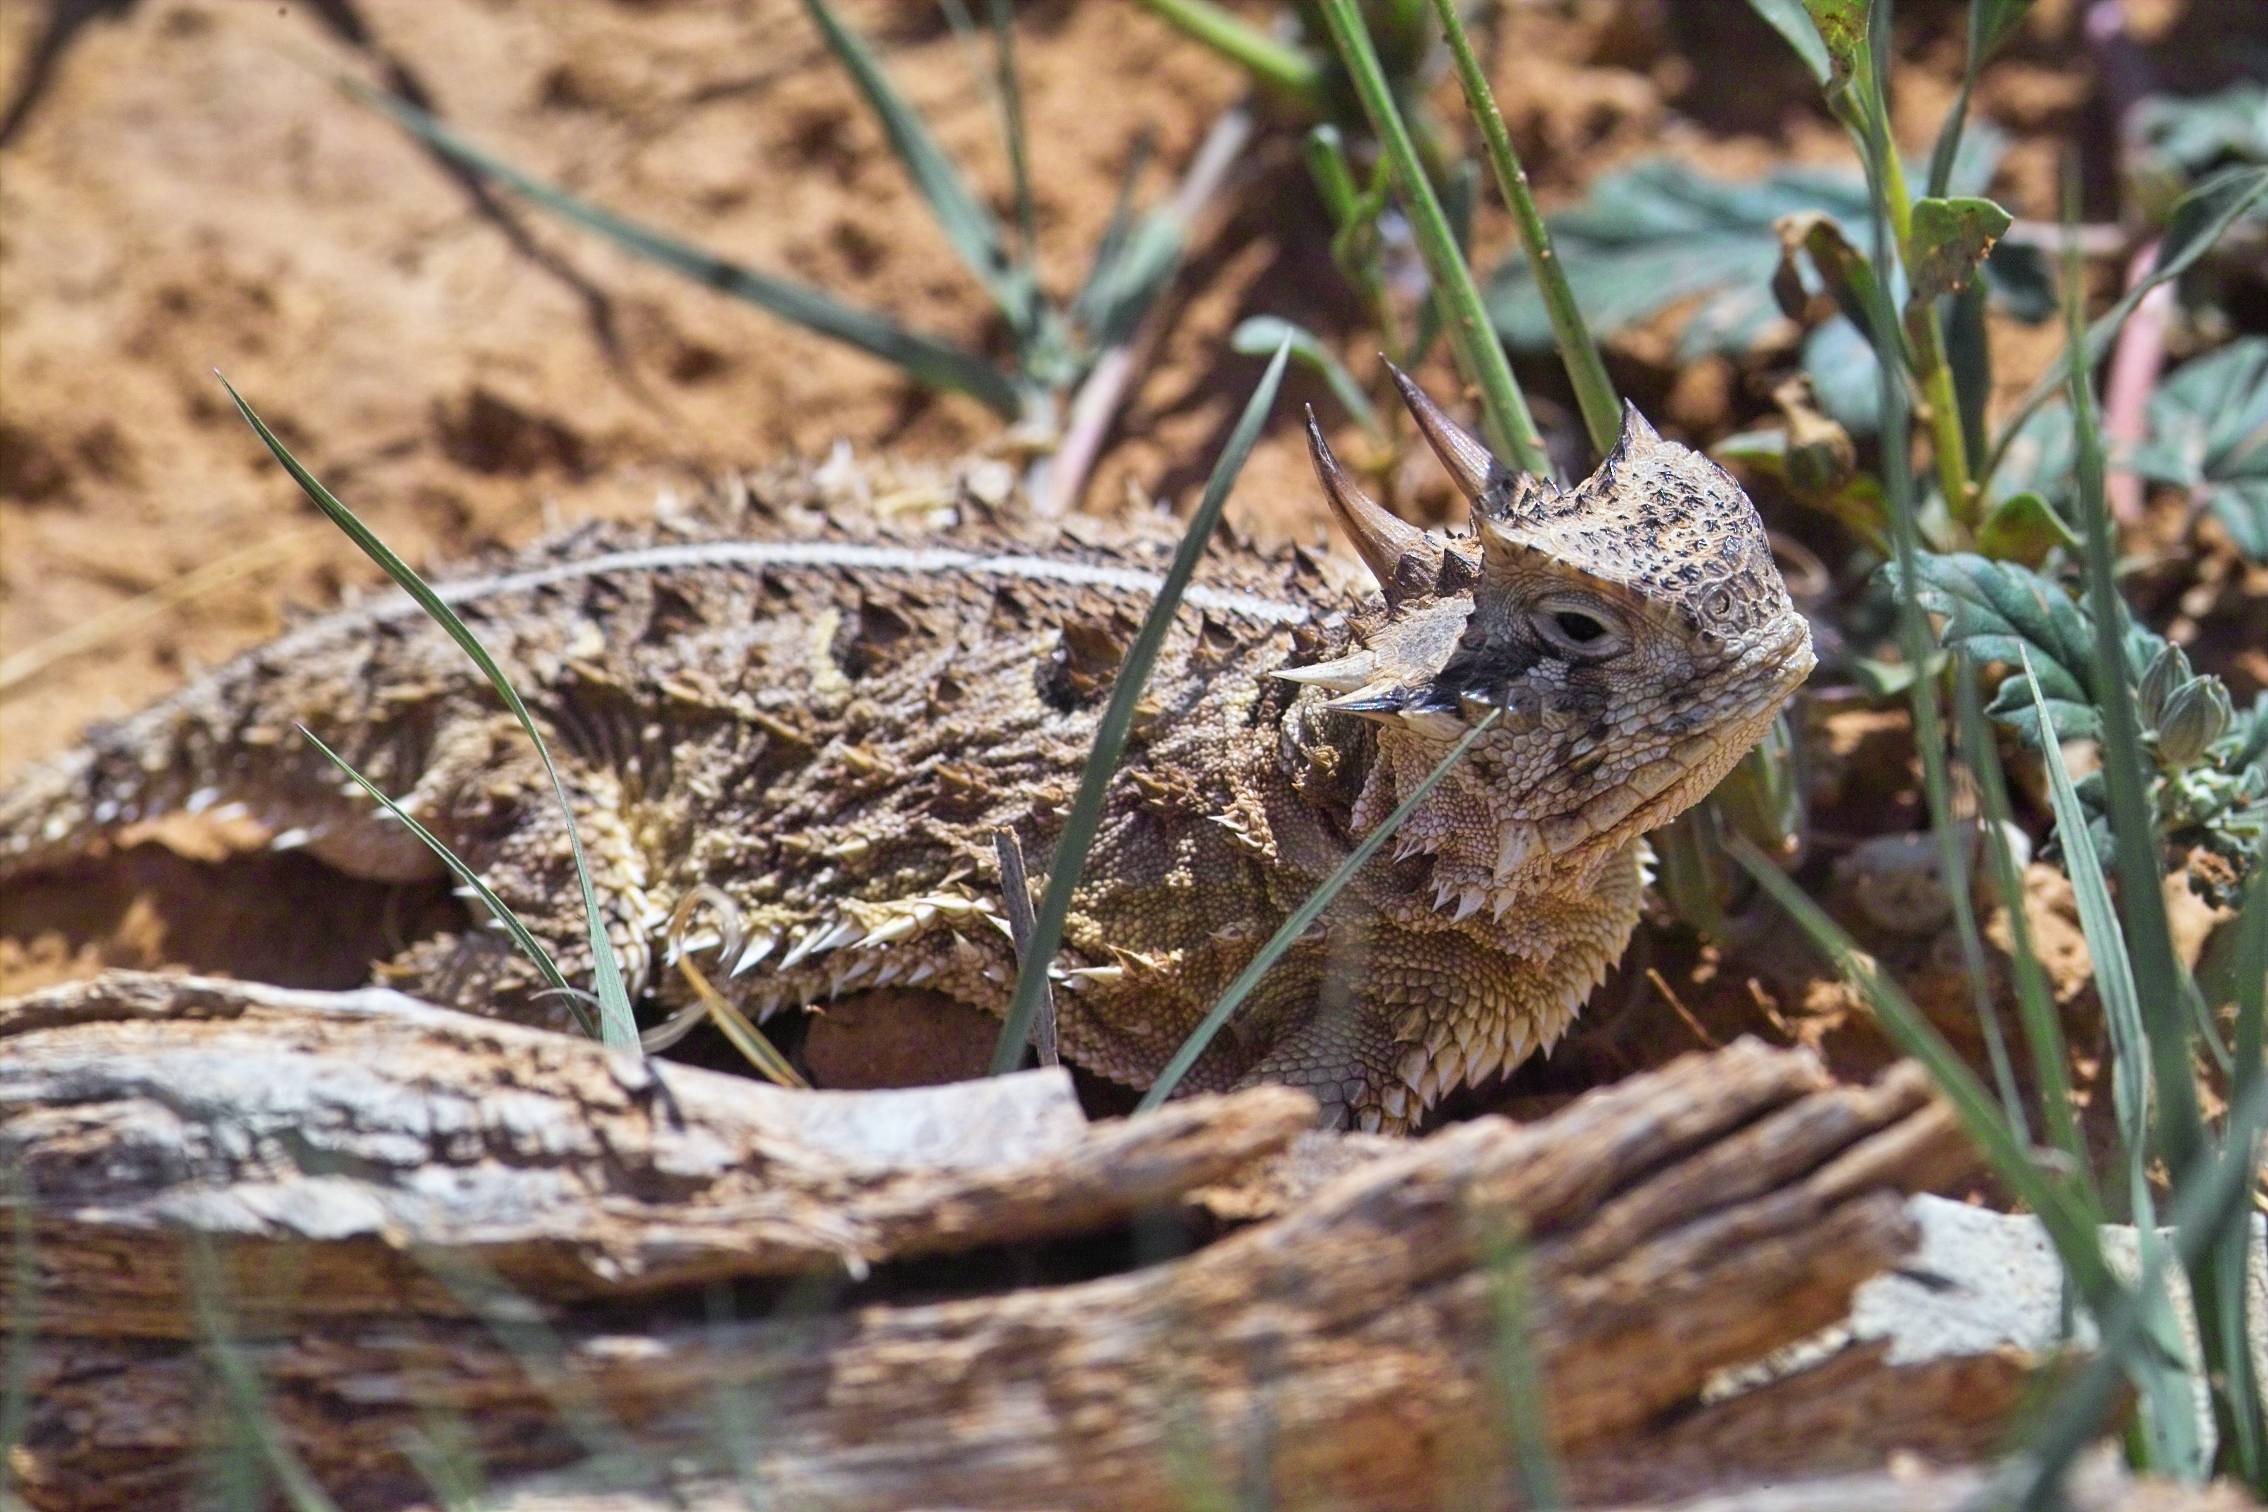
[1887,553,2112,744]
[2130,336,2268,560]
[1488,128,2046,382]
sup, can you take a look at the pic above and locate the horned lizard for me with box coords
[0,375,1813,1130]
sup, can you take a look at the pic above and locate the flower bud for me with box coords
[2157,677,2232,768]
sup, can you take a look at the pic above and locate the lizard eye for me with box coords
[1529,598,1627,660]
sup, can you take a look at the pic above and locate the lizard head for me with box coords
[1285,375,1814,916]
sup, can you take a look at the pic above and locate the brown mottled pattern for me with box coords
[0,389,1814,1130]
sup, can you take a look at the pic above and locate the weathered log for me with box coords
[1,972,1313,1331]
[483,1445,2258,1512]
[4,973,1977,1509]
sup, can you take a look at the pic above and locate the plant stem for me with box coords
[1314,0,1548,474]
[1426,0,1619,458]
[1136,0,1327,107]
[1879,145,1976,523]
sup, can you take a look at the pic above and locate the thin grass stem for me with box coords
[1477,1215,1568,1509]
[1134,0,1328,107]
[1138,708,1504,1112]
[1426,0,1620,458]
[1,1161,34,1499]
[1313,0,1548,474]
[984,0,1038,261]
[222,378,639,1051]
[1954,661,2091,1195]
[187,1237,343,1512]
[300,727,593,1038]
[993,340,1293,1074]
[340,79,1022,418]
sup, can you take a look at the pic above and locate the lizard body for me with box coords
[0,380,1813,1129]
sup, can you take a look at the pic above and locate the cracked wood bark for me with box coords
[4,972,1977,1510]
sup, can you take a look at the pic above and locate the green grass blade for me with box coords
[2023,654,2202,1469]
[2061,264,2209,1183]
[2216,836,2268,1485]
[1728,839,2139,1314]
[1427,0,1620,459]
[1231,316,1383,439]
[1954,660,2092,1200]
[220,377,639,1053]
[299,727,594,1038]
[2009,1070,2268,1506]
[1134,0,1329,108]
[1842,74,2023,1139]
[1072,133,1156,334]
[2020,650,2154,1187]
[1980,166,2268,495]
[341,79,1021,418]
[1477,1216,1569,1510]
[983,0,1038,261]
[798,0,1024,327]
[992,340,1293,1075]
[187,1237,344,1512]
[1,1160,33,1495]
[1138,708,1504,1112]
[1733,835,2208,1474]
[1314,0,1550,475]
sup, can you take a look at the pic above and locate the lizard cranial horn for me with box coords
[1304,406,1433,594]
[1273,650,1379,692]
[1385,362,1503,504]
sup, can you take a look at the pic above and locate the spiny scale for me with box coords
[0,374,1813,1133]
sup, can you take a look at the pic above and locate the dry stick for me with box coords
[1036,104,1255,518]
[992,828,1058,1068]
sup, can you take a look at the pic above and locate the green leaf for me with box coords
[1971,0,2034,57]
[1985,166,2268,489]
[1800,0,1871,89]
[2132,81,2268,188]
[798,0,1023,329]
[2130,336,2268,561]
[1714,426,1889,548]
[1907,195,2013,302]
[1231,316,1383,439]
[1487,128,2045,374]
[220,377,640,1052]
[1744,0,1831,85]
[1975,489,2079,564]
[993,339,1294,1076]
[341,79,1021,418]
[1886,552,2104,743]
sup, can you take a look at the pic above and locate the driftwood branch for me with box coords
[4,972,1990,1509]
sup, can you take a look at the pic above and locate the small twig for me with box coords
[1646,967,1722,1051]
[0,525,323,697]
[992,829,1057,1067]
[1036,103,1255,517]
[2102,238,2170,525]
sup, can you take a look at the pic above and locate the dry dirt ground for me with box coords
[1,0,2260,1126]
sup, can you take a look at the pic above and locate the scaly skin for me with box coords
[0,381,1814,1130]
